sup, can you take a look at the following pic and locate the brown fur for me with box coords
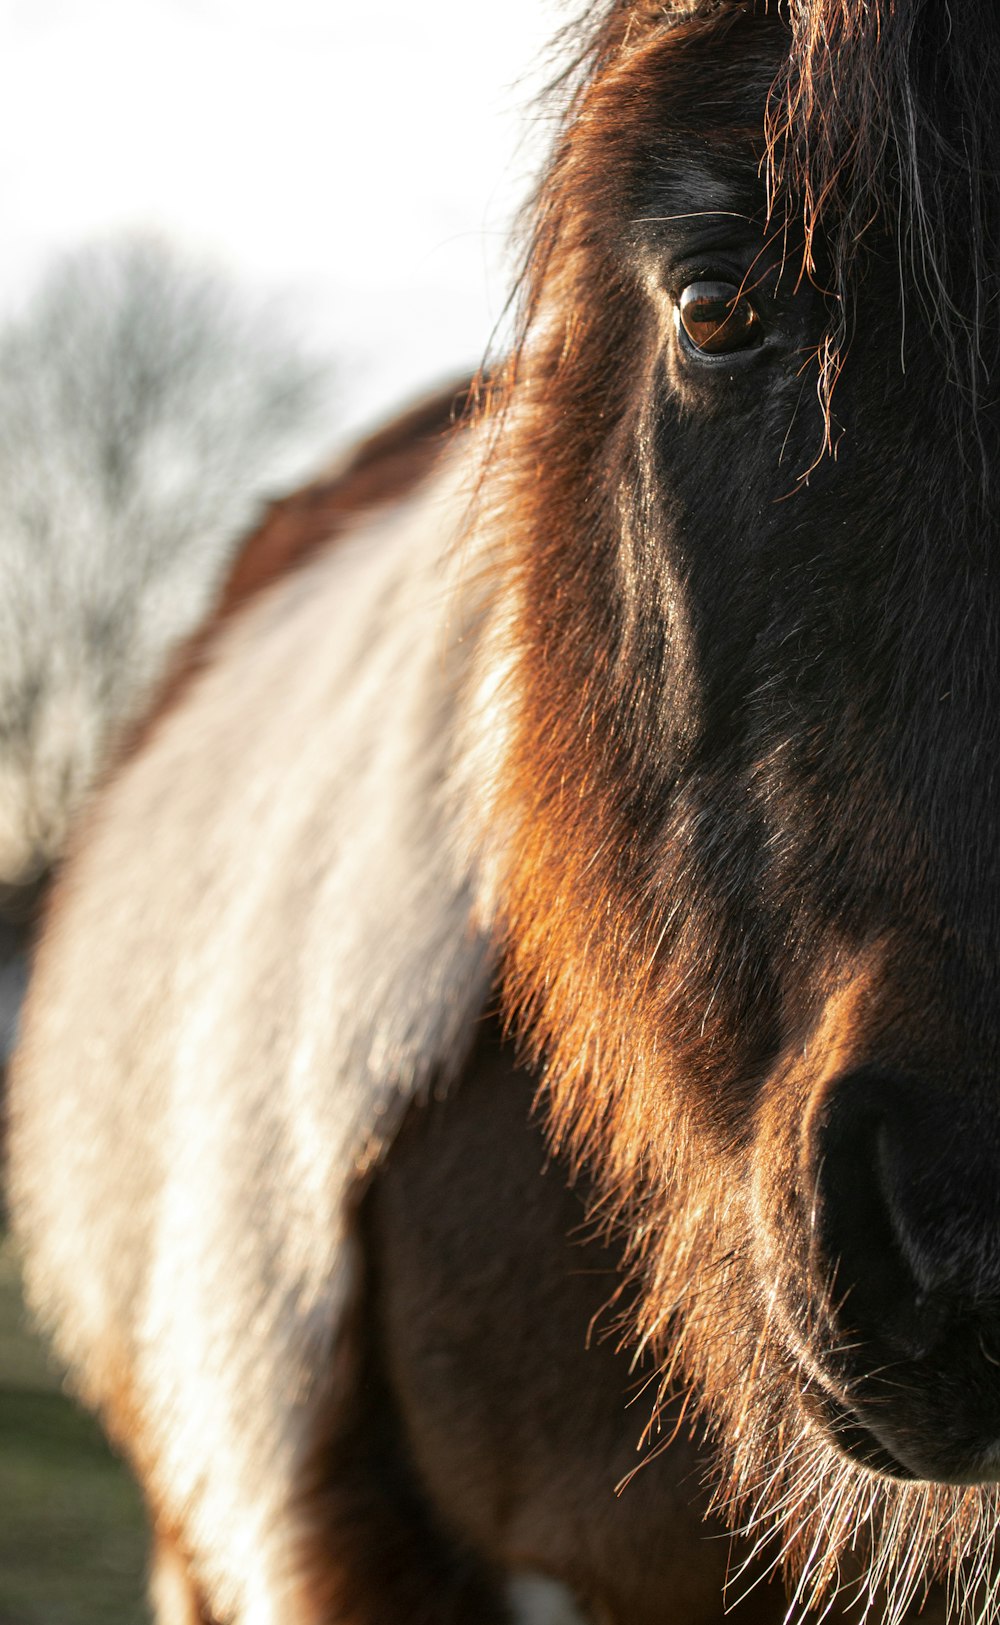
[479,0,1000,1614]
[361,1023,790,1625]
[10,4,1000,1622]
[252,1022,949,1625]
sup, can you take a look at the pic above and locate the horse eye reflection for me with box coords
[678,280,759,354]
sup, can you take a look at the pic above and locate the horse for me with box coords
[0,237,334,1075]
[9,2,1000,1621]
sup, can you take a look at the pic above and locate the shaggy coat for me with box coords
[10,3,1000,1623]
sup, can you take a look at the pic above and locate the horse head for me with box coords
[486,1,1000,1606]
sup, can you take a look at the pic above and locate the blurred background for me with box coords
[1,0,558,439]
[0,2,558,1618]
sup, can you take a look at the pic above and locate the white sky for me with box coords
[0,0,563,440]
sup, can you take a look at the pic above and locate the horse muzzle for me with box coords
[798,1063,1000,1484]
[754,988,1000,1488]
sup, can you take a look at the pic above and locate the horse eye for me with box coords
[676,280,760,356]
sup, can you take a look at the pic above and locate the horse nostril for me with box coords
[813,1069,924,1356]
[805,1066,1000,1481]
[811,1067,1000,1360]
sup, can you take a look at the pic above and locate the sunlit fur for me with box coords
[484,2,1000,1620]
[9,3,1000,1623]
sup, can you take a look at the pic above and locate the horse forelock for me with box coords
[498,0,1000,430]
[770,0,1000,417]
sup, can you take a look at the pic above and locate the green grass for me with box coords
[0,1239,149,1625]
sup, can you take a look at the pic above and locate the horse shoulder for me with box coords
[8,417,498,1621]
